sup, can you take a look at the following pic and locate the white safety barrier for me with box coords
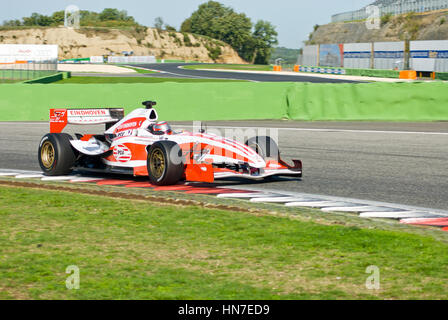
[0,44,58,63]
[410,40,448,72]
[300,40,448,72]
[90,56,104,63]
[107,56,156,64]
[343,43,372,69]
[374,41,405,70]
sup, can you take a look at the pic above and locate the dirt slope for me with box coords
[309,9,448,44]
[0,26,246,63]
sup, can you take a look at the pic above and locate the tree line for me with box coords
[2,8,140,28]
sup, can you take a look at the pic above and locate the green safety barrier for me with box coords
[435,72,448,80]
[23,72,71,84]
[0,82,289,122]
[0,82,447,122]
[344,68,400,79]
[286,81,448,121]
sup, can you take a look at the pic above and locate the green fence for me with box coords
[0,62,58,83]
[0,82,447,122]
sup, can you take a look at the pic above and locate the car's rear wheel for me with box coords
[147,141,184,185]
[38,133,76,176]
[245,136,280,160]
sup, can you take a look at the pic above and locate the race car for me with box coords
[38,101,302,185]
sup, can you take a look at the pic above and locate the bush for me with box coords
[182,33,193,46]
[381,13,392,26]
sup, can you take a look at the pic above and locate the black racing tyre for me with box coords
[245,136,280,160]
[147,141,184,186]
[38,133,76,176]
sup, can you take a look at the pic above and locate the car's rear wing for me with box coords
[50,108,124,133]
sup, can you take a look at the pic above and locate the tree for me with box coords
[3,8,140,28]
[3,19,22,26]
[23,13,41,26]
[51,11,65,26]
[180,18,192,33]
[154,17,164,30]
[181,1,253,61]
[180,1,278,64]
[165,24,177,31]
[99,8,121,21]
[252,20,278,64]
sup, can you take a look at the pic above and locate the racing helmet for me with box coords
[150,121,173,135]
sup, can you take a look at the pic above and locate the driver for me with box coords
[148,121,173,135]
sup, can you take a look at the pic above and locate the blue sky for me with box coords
[1,0,374,48]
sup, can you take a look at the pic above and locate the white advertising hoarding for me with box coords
[343,43,372,69]
[374,42,405,70]
[0,44,58,63]
[410,40,448,72]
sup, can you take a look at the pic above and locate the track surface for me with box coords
[127,63,359,83]
[1,121,447,210]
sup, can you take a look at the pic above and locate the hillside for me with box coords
[269,47,301,64]
[0,26,246,63]
[309,9,448,44]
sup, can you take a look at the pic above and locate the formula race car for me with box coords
[38,101,302,185]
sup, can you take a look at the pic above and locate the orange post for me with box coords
[399,70,417,80]
[293,65,300,72]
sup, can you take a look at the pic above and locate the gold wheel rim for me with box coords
[150,149,165,179]
[41,141,55,169]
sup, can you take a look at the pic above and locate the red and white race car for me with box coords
[38,101,302,185]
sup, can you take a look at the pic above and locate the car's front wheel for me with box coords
[245,136,280,161]
[147,141,184,185]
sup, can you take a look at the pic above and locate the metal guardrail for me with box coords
[332,0,448,23]
[0,60,58,83]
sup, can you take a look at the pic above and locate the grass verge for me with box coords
[53,76,247,84]
[183,64,273,72]
[1,184,448,300]
[120,66,157,74]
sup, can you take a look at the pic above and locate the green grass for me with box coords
[53,76,247,84]
[0,70,57,83]
[1,185,448,300]
[0,79,22,84]
[183,64,273,72]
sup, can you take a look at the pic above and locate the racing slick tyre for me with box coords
[147,141,184,186]
[245,136,280,160]
[38,133,76,176]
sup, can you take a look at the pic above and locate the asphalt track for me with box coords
[125,63,359,83]
[1,121,447,210]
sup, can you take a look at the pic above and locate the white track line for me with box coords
[15,173,44,179]
[134,65,258,82]
[69,177,104,182]
[250,196,316,203]
[285,201,360,208]
[360,211,440,219]
[171,125,448,136]
[41,176,79,181]
[320,206,395,213]
[0,172,20,176]
[217,193,285,199]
